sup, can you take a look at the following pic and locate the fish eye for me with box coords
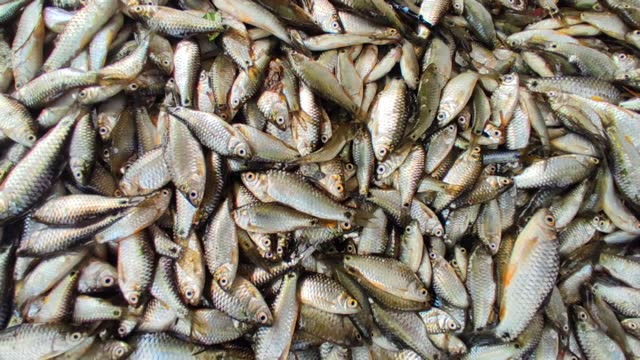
[185,289,194,299]
[114,347,125,357]
[378,148,387,157]
[219,277,228,286]
[183,98,191,106]
[341,221,352,230]
[591,157,600,164]
[134,6,141,11]
[454,3,461,8]
[631,323,637,329]
[321,135,329,143]
[435,229,443,236]
[442,321,454,329]
[71,332,82,341]
[199,73,206,80]
[102,276,114,286]
[405,226,412,233]
[348,298,358,307]
[27,134,36,142]
[336,184,344,192]
[345,163,354,171]
[501,178,510,185]
[459,248,466,253]
[245,172,256,181]
[99,126,109,135]
[347,244,355,252]
[376,165,386,174]
[162,189,170,196]
[232,98,240,106]
[332,22,339,28]
[79,90,87,98]
[189,190,198,199]
[419,288,428,296]
[129,83,138,91]
[437,112,447,120]
[544,215,555,226]
[277,246,284,254]
[237,147,247,157]
[429,252,436,259]
[265,252,273,259]
[258,312,268,323]
[550,43,558,49]
[579,311,587,320]
[277,116,285,125]
[448,124,455,131]
[163,60,170,66]
[493,130,501,137]
[490,243,497,250]
[451,260,457,266]
[619,54,627,60]
[15,82,22,89]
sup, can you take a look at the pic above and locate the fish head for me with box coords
[127,4,157,20]
[54,328,91,353]
[103,340,131,360]
[228,135,252,160]
[337,292,361,314]
[240,172,270,200]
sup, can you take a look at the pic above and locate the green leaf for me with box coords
[203,11,222,42]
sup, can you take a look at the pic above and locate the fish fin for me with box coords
[288,30,312,57]
[623,86,640,98]
[246,65,261,82]
[354,108,368,123]
[444,184,464,196]
[351,208,375,228]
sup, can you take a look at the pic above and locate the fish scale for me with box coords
[0,112,78,223]
[42,0,119,72]
[128,5,224,38]
[497,209,559,341]
[1,0,640,356]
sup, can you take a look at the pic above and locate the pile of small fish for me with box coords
[1,0,640,358]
